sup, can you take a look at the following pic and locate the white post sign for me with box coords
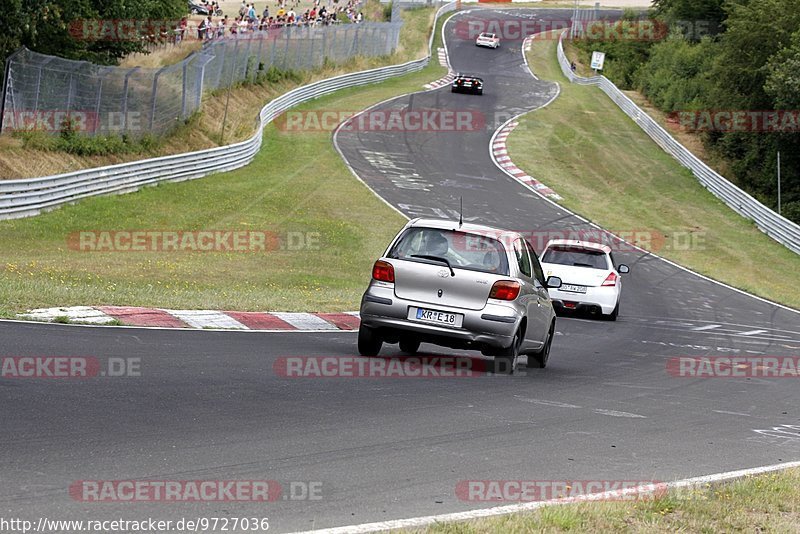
[590,51,605,70]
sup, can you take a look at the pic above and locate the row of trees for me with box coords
[0,0,186,66]
[574,0,800,223]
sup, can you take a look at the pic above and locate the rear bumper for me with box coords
[451,85,482,94]
[359,283,519,350]
[548,286,618,315]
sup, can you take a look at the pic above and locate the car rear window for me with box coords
[388,227,510,276]
[541,245,609,270]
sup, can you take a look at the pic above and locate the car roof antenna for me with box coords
[459,197,463,228]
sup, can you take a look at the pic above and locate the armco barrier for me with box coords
[556,31,800,255]
[0,2,458,220]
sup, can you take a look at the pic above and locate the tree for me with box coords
[1,0,186,69]
[652,0,725,39]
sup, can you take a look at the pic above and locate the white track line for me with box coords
[289,461,800,534]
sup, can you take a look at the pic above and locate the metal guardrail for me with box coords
[0,2,457,220]
[556,31,800,255]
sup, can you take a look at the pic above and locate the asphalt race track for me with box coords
[2,8,800,534]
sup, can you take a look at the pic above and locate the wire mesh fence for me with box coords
[0,19,403,138]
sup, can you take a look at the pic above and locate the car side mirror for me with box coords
[618,264,630,274]
[546,276,562,289]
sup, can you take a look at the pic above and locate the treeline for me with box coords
[0,0,186,66]
[573,0,800,223]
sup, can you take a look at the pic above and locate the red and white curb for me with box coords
[17,306,361,331]
[424,47,454,90]
[492,121,562,200]
[437,46,448,67]
[424,70,454,90]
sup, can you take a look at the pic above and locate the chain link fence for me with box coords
[0,19,403,138]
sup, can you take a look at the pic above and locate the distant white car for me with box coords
[476,32,500,49]
[539,239,629,320]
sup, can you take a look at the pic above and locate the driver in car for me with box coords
[423,232,449,257]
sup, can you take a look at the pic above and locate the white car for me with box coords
[476,32,500,49]
[539,239,629,320]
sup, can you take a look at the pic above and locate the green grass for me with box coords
[506,35,800,310]
[0,9,454,316]
[416,469,800,533]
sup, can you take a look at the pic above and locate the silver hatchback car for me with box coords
[358,219,562,373]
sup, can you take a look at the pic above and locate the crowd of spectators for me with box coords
[176,0,365,42]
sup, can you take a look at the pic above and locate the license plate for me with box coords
[410,307,463,328]
[560,284,587,294]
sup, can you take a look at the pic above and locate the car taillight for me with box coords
[601,272,618,286]
[489,280,520,300]
[372,260,395,283]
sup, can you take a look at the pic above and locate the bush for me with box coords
[634,34,716,112]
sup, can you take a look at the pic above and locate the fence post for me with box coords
[0,48,25,135]
[255,36,264,82]
[65,73,76,117]
[270,31,277,68]
[149,66,166,131]
[307,27,314,69]
[331,26,339,62]
[283,27,291,70]
[32,58,56,116]
[181,60,189,119]
[121,67,139,134]
[93,71,105,135]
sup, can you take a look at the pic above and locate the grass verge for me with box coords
[0,8,453,316]
[507,34,800,310]
[417,468,800,532]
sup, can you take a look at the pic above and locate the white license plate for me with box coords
[410,307,463,328]
[560,284,587,294]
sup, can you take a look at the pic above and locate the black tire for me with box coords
[399,339,420,354]
[495,329,521,374]
[357,325,382,356]
[477,89,483,95]
[606,302,619,321]
[528,322,554,368]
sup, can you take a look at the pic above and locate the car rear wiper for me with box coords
[412,254,455,277]
[572,262,594,267]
